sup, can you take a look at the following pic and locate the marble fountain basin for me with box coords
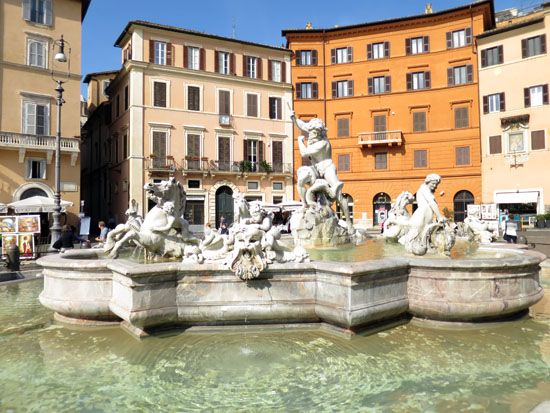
[37,244,545,337]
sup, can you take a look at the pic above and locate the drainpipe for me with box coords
[322,29,327,121]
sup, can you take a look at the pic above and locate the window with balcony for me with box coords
[454,107,469,129]
[481,46,503,67]
[483,93,505,113]
[153,81,167,107]
[22,100,49,135]
[186,133,201,170]
[407,71,431,90]
[217,136,231,171]
[524,84,549,107]
[269,97,282,120]
[368,76,391,94]
[332,80,354,98]
[446,28,472,48]
[489,135,502,154]
[27,159,46,179]
[246,93,259,117]
[296,82,318,99]
[375,152,387,169]
[337,118,350,137]
[272,141,283,172]
[448,65,473,86]
[244,139,264,171]
[414,149,428,168]
[367,42,389,59]
[413,111,426,132]
[338,154,350,172]
[296,50,317,65]
[331,47,352,64]
[522,35,546,58]
[373,115,386,139]
[23,0,52,25]
[27,38,47,68]
[217,51,230,74]
[406,36,429,54]
[218,90,231,115]
[187,86,201,111]
[151,130,167,168]
[455,146,470,165]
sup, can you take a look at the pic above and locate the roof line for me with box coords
[83,70,120,84]
[477,15,545,38]
[114,20,290,53]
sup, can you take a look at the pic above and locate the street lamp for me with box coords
[49,35,71,248]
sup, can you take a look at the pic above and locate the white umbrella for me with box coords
[7,196,73,213]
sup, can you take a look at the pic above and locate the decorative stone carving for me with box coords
[398,174,456,256]
[104,199,143,258]
[464,216,497,244]
[382,191,414,242]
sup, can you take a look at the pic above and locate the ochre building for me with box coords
[283,1,495,226]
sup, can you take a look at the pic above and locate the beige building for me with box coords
[478,4,549,217]
[0,0,89,229]
[86,21,293,228]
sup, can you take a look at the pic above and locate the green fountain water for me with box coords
[1,278,548,412]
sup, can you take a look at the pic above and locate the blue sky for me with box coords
[81,0,540,96]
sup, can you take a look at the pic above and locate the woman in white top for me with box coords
[501,215,518,243]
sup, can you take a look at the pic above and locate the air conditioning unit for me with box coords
[219,114,231,126]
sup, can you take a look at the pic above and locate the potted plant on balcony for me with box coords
[238,160,253,173]
[259,160,272,173]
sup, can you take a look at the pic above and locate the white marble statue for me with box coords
[382,191,414,242]
[398,174,456,255]
[464,216,496,244]
[104,199,143,258]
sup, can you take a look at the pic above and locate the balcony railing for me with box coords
[181,158,293,175]
[146,156,177,172]
[358,130,403,147]
[0,131,80,152]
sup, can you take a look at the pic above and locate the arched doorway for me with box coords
[20,188,48,199]
[453,190,474,222]
[373,192,391,225]
[215,186,234,228]
[336,193,354,222]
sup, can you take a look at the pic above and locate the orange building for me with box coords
[283,1,495,226]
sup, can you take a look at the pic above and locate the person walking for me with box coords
[501,214,518,243]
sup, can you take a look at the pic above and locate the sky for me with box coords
[81,0,541,96]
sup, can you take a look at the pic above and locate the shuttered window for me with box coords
[448,65,473,86]
[375,152,387,169]
[296,82,318,99]
[23,101,49,135]
[152,131,167,168]
[455,146,470,165]
[331,47,353,64]
[414,150,428,168]
[296,50,317,66]
[218,90,231,115]
[525,85,549,107]
[269,97,282,120]
[489,135,502,154]
[407,71,431,90]
[27,38,47,68]
[217,51,230,74]
[246,93,258,117]
[272,141,283,171]
[367,42,389,59]
[153,81,167,107]
[337,118,350,137]
[187,47,200,70]
[332,80,354,98]
[522,35,547,58]
[413,112,426,132]
[454,107,469,129]
[406,36,429,54]
[446,28,472,48]
[187,86,200,111]
[218,136,231,170]
[481,46,503,67]
[186,134,201,170]
[531,130,546,150]
[338,154,351,172]
[23,0,52,25]
[369,76,390,94]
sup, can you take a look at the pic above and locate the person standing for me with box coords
[502,214,518,243]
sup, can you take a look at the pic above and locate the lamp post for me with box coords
[49,35,70,248]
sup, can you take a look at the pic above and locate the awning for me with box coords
[494,191,539,204]
[7,196,73,213]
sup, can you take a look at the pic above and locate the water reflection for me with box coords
[0,279,548,412]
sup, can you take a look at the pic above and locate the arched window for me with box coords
[373,192,391,225]
[20,188,48,199]
[453,190,474,222]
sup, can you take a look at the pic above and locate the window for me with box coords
[369,76,390,94]
[406,36,429,54]
[27,159,46,179]
[481,46,503,67]
[454,107,469,129]
[272,182,284,191]
[338,154,350,172]
[448,65,473,86]
[151,131,167,168]
[23,100,49,135]
[218,51,230,74]
[367,42,389,59]
[24,0,52,25]
[453,190,474,223]
[187,86,201,111]
[245,139,262,171]
[154,41,167,65]
[296,50,317,66]
[374,115,386,139]
[272,141,283,171]
[455,146,470,165]
[375,152,387,169]
[245,56,258,78]
[508,131,526,153]
[187,46,200,70]
[522,35,547,58]
[218,136,231,170]
[296,82,318,99]
[153,82,167,107]
[188,179,201,189]
[489,135,502,154]
[124,85,129,110]
[525,85,549,107]
[27,38,47,68]
[483,93,505,114]
[273,196,283,204]
[247,181,260,191]
[407,71,430,90]
[332,80,354,98]
[218,90,231,115]
[246,93,258,117]
[447,28,471,48]
[413,111,426,132]
[270,60,282,82]
[102,80,110,96]
[186,133,201,170]
[337,118,350,137]
[185,200,204,225]
[331,47,352,64]
[414,149,427,168]
[269,97,282,120]
[531,130,545,150]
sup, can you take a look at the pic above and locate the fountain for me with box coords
[37,115,544,339]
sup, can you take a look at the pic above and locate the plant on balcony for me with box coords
[258,160,272,173]
[238,160,253,173]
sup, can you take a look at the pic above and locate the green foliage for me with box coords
[238,160,253,173]
[259,160,273,173]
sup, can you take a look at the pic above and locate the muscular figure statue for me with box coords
[290,111,353,230]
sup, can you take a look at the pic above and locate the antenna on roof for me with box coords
[232,17,236,38]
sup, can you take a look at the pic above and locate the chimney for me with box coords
[425,3,433,14]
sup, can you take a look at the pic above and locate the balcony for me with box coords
[358,130,403,148]
[181,158,293,176]
[146,156,177,173]
[0,131,80,165]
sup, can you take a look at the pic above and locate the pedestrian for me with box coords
[52,225,75,251]
[501,214,518,244]
[95,220,110,243]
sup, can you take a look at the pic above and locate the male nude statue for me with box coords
[290,110,353,231]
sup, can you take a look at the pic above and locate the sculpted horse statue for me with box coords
[383,191,414,242]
